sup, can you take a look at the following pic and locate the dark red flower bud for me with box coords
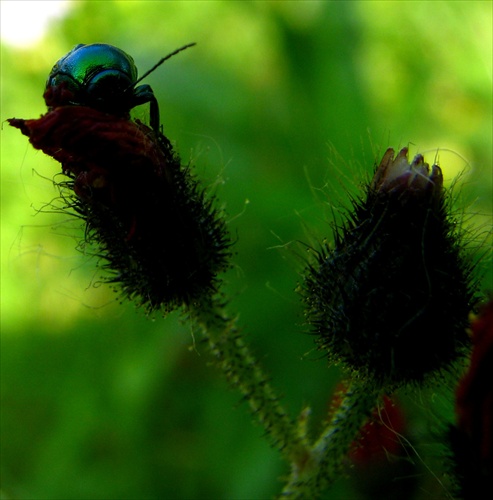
[349,396,418,499]
[302,148,480,385]
[450,300,493,498]
[9,105,230,313]
[349,396,405,465]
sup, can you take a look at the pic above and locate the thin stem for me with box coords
[191,299,381,499]
[191,300,310,464]
[281,380,381,498]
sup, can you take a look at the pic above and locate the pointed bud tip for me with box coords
[371,148,443,198]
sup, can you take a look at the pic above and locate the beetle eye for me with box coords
[47,73,79,94]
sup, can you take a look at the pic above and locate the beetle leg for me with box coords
[148,95,161,133]
[133,84,161,132]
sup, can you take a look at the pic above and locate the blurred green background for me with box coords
[1,1,491,499]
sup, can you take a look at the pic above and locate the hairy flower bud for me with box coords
[9,104,230,313]
[302,148,480,385]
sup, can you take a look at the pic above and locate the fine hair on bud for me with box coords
[302,147,482,385]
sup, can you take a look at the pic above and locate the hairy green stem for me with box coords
[192,299,382,498]
[281,380,381,498]
[191,301,310,464]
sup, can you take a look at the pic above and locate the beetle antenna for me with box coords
[131,42,196,88]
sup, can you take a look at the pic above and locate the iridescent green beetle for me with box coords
[45,43,195,132]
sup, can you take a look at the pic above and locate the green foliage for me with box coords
[1,1,491,499]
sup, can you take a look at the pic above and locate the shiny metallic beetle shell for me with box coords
[46,43,139,113]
